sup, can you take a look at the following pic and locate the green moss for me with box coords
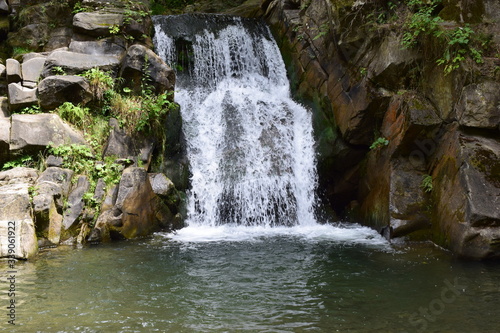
[470,149,500,187]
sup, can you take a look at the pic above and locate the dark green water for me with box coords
[1,225,499,332]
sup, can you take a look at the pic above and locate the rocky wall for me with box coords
[261,0,500,259]
[0,0,185,259]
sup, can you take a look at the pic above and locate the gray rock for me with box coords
[149,173,176,197]
[73,12,124,37]
[32,167,74,236]
[120,44,175,95]
[69,37,127,57]
[0,167,39,186]
[7,83,37,110]
[7,23,50,51]
[0,183,38,259]
[10,113,86,152]
[457,81,500,129]
[45,155,64,168]
[62,175,90,230]
[0,63,6,78]
[38,75,92,109]
[6,59,22,83]
[0,0,9,13]
[389,159,431,238]
[41,50,122,78]
[45,27,73,52]
[21,57,46,87]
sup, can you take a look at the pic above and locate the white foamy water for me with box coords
[153,15,389,248]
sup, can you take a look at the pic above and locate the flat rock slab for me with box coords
[69,37,127,57]
[41,50,121,78]
[73,12,123,37]
[10,113,86,152]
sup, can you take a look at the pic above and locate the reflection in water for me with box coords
[1,234,500,332]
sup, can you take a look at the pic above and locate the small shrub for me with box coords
[370,137,389,150]
[81,68,115,101]
[421,174,433,193]
[1,156,33,170]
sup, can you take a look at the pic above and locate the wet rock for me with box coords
[389,159,431,238]
[120,44,175,95]
[41,50,121,78]
[38,75,92,109]
[73,12,124,37]
[431,124,500,259]
[456,81,500,129]
[6,59,22,83]
[7,83,37,110]
[9,114,86,153]
[92,167,178,242]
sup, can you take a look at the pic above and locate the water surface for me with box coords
[2,225,499,332]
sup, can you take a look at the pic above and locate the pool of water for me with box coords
[1,224,499,332]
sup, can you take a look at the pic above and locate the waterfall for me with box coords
[153,14,318,228]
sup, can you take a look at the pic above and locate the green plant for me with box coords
[370,137,389,150]
[2,155,34,170]
[109,24,121,35]
[360,67,368,76]
[56,102,90,128]
[313,24,329,41]
[18,104,41,114]
[436,25,484,75]
[401,0,485,75]
[48,143,94,176]
[12,47,34,58]
[52,66,66,75]
[81,68,115,101]
[421,174,433,193]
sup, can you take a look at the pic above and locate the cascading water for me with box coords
[153,14,318,229]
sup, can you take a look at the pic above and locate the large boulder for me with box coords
[41,50,122,78]
[91,167,178,242]
[73,12,124,37]
[0,168,39,259]
[38,75,92,109]
[120,44,175,95]
[431,123,500,259]
[9,113,86,153]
